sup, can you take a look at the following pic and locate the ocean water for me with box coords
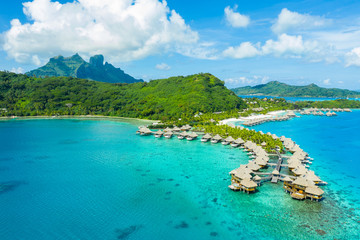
[238,95,360,102]
[0,117,359,240]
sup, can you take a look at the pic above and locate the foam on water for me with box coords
[0,117,359,239]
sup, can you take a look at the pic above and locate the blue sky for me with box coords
[1,0,360,90]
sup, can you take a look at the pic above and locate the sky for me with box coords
[1,0,360,90]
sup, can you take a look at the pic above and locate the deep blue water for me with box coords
[0,116,359,239]
[238,95,360,102]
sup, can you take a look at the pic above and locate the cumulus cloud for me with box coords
[2,0,209,65]
[323,78,331,85]
[272,8,330,34]
[345,47,360,67]
[155,63,171,70]
[224,33,338,63]
[224,5,250,28]
[223,42,260,59]
[262,33,318,57]
[225,75,269,88]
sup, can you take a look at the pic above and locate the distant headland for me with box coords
[231,81,360,98]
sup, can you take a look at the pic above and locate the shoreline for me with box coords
[219,110,287,125]
[0,115,159,125]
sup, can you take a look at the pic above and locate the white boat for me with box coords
[178,135,185,140]
[211,139,219,143]
[201,138,209,142]
[230,143,239,147]
[222,141,230,145]
[164,134,173,139]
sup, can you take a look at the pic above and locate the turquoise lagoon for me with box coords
[0,115,359,239]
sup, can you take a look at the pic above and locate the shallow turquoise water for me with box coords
[0,117,359,239]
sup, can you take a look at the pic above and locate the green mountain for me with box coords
[26,54,142,84]
[232,81,360,98]
[0,72,246,120]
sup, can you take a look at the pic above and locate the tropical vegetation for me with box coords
[0,71,247,121]
[232,81,360,98]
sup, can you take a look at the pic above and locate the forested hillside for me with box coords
[0,72,246,120]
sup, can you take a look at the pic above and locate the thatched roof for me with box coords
[139,127,152,134]
[155,130,163,135]
[212,134,222,140]
[202,133,212,139]
[164,131,173,136]
[293,177,313,187]
[234,138,245,144]
[224,136,235,142]
[272,169,280,175]
[305,186,324,196]
[164,127,172,132]
[179,131,188,137]
[172,126,181,131]
[188,132,198,138]
[253,175,261,181]
[282,176,293,182]
[241,178,258,188]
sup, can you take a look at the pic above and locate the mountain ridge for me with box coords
[232,81,360,98]
[26,54,143,84]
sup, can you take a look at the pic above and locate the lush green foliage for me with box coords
[294,99,360,109]
[195,124,284,153]
[232,81,360,98]
[0,72,247,120]
[26,54,142,84]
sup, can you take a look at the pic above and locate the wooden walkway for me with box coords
[271,149,283,184]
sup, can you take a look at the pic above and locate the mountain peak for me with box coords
[26,54,142,83]
[89,55,104,68]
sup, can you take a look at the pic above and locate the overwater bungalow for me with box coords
[240,178,258,194]
[231,138,245,147]
[164,131,174,139]
[180,124,192,131]
[154,130,163,138]
[178,131,188,140]
[222,136,235,145]
[211,134,222,143]
[164,127,172,132]
[186,132,198,141]
[172,126,181,132]
[201,133,212,142]
[247,161,261,171]
[305,185,324,201]
[139,127,152,136]
[260,142,266,147]
[272,169,280,175]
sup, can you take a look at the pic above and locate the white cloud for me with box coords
[223,42,260,59]
[345,47,360,67]
[2,0,208,65]
[272,8,330,34]
[262,33,319,57]
[323,78,331,85]
[225,75,270,88]
[224,5,250,28]
[155,63,171,70]
[10,67,24,74]
[224,34,337,63]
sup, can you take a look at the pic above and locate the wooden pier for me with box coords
[270,149,283,183]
